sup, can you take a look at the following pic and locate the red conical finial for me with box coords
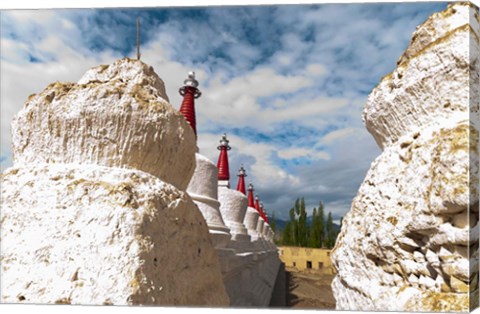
[255,194,262,216]
[179,72,201,137]
[236,165,247,195]
[247,183,255,207]
[217,133,231,181]
[261,203,268,222]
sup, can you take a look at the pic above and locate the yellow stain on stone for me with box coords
[407,290,469,312]
[386,216,398,226]
[130,277,140,292]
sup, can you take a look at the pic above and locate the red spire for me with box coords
[217,134,231,181]
[236,165,247,195]
[255,194,262,217]
[247,183,255,207]
[261,203,268,223]
[179,72,201,137]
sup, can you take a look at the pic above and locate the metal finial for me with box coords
[179,71,201,98]
[260,202,264,209]
[217,133,231,151]
[238,164,247,177]
[184,71,199,88]
[255,194,259,201]
[248,183,254,190]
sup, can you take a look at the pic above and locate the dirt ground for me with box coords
[285,266,336,309]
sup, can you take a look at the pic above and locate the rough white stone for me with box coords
[187,154,231,249]
[11,58,196,191]
[0,164,229,306]
[363,4,477,149]
[452,212,469,228]
[331,3,477,312]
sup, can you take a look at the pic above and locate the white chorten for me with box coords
[255,195,266,236]
[187,153,232,248]
[178,72,232,249]
[217,154,251,247]
[243,184,261,242]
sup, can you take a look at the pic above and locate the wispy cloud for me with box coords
[277,148,330,161]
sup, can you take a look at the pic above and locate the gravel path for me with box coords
[285,267,336,309]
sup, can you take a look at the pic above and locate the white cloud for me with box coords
[306,63,327,77]
[7,10,55,23]
[194,67,316,130]
[197,133,301,188]
[277,147,330,161]
[262,96,349,124]
[0,38,31,63]
[318,127,365,146]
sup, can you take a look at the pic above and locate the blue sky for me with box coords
[0,2,447,221]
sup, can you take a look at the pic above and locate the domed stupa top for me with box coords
[11,58,196,190]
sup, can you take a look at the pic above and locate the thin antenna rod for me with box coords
[136,17,141,60]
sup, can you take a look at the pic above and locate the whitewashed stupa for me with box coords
[216,141,251,250]
[244,183,262,243]
[180,73,232,249]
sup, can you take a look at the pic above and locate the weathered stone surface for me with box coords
[331,3,478,312]
[0,164,229,306]
[363,3,478,149]
[11,58,196,190]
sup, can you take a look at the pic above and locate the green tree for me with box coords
[308,207,317,248]
[326,211,335,248]
[293,199,300,246]
[317,202,325,248]
[298,197,308,246]
[270,211,276,233]
[289,207,297,246]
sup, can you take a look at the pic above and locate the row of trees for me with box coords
[275,198,340,249]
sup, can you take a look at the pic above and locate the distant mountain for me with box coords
[272,218,288,231]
